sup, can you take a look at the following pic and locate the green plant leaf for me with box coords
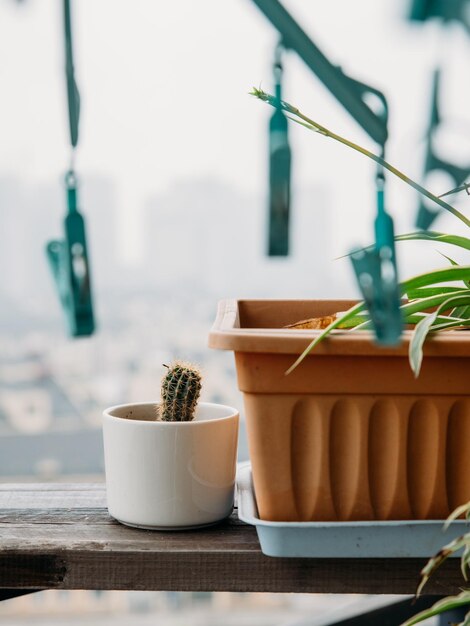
[454,306,470,318]
[285,267,470,374]
[444,502,470,529]
[400,593,470,626]
[285,301,365,374]
[396,231,470,251]
[405,286,465,299]
[428,318,470,331]
[354,312,466,331]
[402,502,470,625]
[438,251,459,266]
[437,251,470,289]
[337,231,470,261]
[439,181,470,198]
[462,544,470,582]
[409,314,440,378]
[409,294,470,377]
[417,535,470,596]
[401,289,470,317]
[336,313,370,328]
[401,266,470,292]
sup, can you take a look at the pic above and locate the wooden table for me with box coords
[0,483,463,597]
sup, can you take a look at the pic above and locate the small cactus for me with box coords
[158,361,202,422]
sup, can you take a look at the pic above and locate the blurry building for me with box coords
[0,352,103,480]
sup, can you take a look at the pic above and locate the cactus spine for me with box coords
[159,361,202,422]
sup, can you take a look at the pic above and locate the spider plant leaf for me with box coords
[405,286,464,299]
[437,251,470,289]
[453,306,470,318]
[354,312,465,331]
[336,231,470,261]
[416,535,470,597]
[462,544,470,581]
[439,181,470,198]
[438,251,459,266]
[444,502,470,529]
[286,115,326,135]
[285,301,366,374]
[400,593,470,626]
[409,313,440,377]
[401,289,470,317]
[336,314,370,329]
[396,231,470,251]
[409,294,470,377]
[285,267,470,374]
[406,286,464,299]
[409,314,467,326]
[428,318,470,331]
[401,266,470,292]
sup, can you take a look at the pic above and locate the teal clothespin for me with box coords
[64,0,80,149]
[350,167,403,345]
[268,43,291,256]
[46,171,95,337]
[46,0,95,337]
[409,0,470,33]
[347,87,402,346]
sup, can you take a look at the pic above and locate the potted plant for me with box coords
[102,362,239,529]
[209,92,470,523]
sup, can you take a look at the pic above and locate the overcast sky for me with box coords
[1,0,470,267]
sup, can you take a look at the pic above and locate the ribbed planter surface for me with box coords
[209,299,470,522]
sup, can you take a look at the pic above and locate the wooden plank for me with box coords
[0,550,462,594]
[0,510,254,551]
[0,484,465,595]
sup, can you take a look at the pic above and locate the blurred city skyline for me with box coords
[0,173,341,306]
[0,170,337,481]
[1,0,470,480]
[1,0,470,266]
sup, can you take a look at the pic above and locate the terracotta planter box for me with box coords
[209,299,470,522]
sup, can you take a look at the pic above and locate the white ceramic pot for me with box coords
[102,401,239,529]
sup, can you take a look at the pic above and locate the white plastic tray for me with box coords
[237,463,468,558]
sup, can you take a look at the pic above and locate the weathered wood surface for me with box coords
[0,484,463,595]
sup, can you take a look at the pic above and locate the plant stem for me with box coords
[251,89,470,228]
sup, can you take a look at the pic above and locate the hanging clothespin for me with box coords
[409,0,470,34]
[267,42,291,256]
[63,0,80,150]
[250,0,402,341]
[46,171,95,337]
[351,165,403,345]
[350,99,403,345]
[46,0,95,337]
[416,69,470,229]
